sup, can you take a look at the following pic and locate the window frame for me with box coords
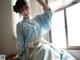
[48,0,80,50]
[65,2,80,50]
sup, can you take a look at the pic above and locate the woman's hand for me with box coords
[36,0,49,11]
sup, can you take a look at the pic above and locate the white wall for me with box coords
[0,0,17,56]
[0,0,80,60]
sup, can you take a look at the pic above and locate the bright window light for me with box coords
[66,2,80,46]
[51,10,66,48]
[48,0,67,48]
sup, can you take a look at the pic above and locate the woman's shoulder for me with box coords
[17,21,23,28]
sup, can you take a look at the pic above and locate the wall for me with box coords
[0,0,17,56]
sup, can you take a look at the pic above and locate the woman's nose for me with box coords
[24,10,27,14]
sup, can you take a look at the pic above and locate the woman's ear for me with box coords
[19,13,22,17]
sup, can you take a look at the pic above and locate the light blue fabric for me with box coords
[29,43,76,60]
[16,8,52,60]
[16,7,76,60]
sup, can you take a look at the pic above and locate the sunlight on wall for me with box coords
[12,0,20,38]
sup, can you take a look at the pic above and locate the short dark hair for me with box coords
[13,0,29,13]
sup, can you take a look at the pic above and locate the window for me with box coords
[51,10,66,48]
[48,0,80,49]
[66,2,80,49]
[48,0,67,48]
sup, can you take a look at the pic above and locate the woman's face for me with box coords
[19,6,29,18]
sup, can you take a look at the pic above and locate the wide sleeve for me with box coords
[16,23,25,59]
[22,23,41,43]
[35,7,53,32]
[23,8,53,43]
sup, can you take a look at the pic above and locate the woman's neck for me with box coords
[23,17,29,20]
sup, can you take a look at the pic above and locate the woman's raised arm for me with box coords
[36,0,49,11]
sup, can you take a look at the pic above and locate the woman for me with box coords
[13,0,52,60]
[13,0,76,60]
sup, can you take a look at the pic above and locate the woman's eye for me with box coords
[26,7,29,10]
[19,10,24,13]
